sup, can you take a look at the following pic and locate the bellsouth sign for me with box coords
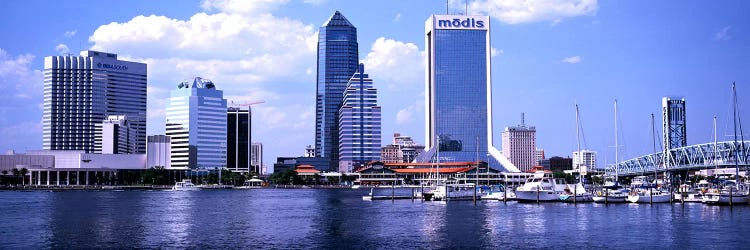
[433,15,489,30]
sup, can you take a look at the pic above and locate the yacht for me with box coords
[702,184,749,205]
[173,179,200,191]
[593,177,628,203]
[515,171,568,202]
[673,184,703,202]
[481,185,515,201]
[559,182,593,202]
[431,183,480,201]
[627,183,671,203]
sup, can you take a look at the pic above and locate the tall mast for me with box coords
[714,115,718,171]
[651,113,658,180]
[733,82,739,183]
[575,104,581,167]
[614,99,619,181]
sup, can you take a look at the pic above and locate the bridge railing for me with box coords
[605,141,750,176]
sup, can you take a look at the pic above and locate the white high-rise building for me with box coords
[573,150,597,174]
[147,135,171,168]
[43,50,147,153]
[251,142,263,174]
[502,114,537,172]
[95,115,136,154]
[166,77,227,169]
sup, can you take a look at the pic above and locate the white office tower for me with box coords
[43,50,147,153]
[502,114,537,172]
[147,135,171,168]
[166,77,227,169]
[251,142,263,174]
[95,115,136,154]
[572,150,596,175]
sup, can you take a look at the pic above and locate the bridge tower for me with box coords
[662,97,687,156]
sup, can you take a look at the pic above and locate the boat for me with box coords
[627,187,671,203]
[515,171,568,202]
[592,188,628,203]
[673,184,703,202]
[702,184,749,205]
[431,182,480,201]
[480,184,515,201]
[559,182,593,202]
[172,179,199,191]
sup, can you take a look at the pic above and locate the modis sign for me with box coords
[433,15,489,30]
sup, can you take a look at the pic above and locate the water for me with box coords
[1,189,749,249]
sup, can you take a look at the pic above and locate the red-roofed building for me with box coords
[353,161,531,185]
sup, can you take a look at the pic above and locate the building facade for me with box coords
[572,150,596,174]
[338,64,381,172]
[251,142,263,174]
[419,15,518,172]
[381,133,426,164]
[166,77,227,169]
[95,115,136,154]
[227,107,250,173]
[501,116,537,172]
[315,11,360,171]
[43,50,147,153]
[146,135,171,168]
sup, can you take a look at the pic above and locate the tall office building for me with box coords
[338,64,381,172]
[146,135,171,168]
[572,150,596,174]
[166,77,227,169]
[418,15,519,172]
[95,115,136,154]
[251,142,263,174]
[227,107,250,173]
[662,97,686,152]
[43,50,147,153]
[502,114,537,172]
[314,11,359,171]
[381,133,426,164]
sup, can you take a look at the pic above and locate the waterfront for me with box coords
[1,189,749,249]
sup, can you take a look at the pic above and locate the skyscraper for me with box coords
[315,11,359,171]
[95,115,136,154]
[338,64,381,172]
[502,115,537,172]
[572,150,596,174]
[419,15,519,172]
[166,77,227,169]
[43,50,147,153]
[251,142,263,174]
[227,107,250,173]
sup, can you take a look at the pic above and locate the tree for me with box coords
[19,168,28,185]
[1,170,7,185]
[269,170,301,185]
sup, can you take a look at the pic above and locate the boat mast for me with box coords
[714,115,719,172]
[651,113,658,182]
[614,99,619,182]
[733,82,740,184]
[575,104,581,184]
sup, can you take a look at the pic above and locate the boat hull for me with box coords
[702,194,749,205]
[592,195,627,203]
[515,191,561,202]
[627,193,671,203]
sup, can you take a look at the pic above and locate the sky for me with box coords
[1,0,749,171]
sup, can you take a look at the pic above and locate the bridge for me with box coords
[605,141,750,177]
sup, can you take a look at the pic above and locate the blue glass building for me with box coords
[418,15,520,172]
[338,64,381,172]
[315,11,359,171]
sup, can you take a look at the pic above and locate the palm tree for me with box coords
[11,168,20,185]
[1,170,7,185]
[20,168,28,186]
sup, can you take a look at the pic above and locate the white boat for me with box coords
[627,188,671,203]
[673,184,703,202]
[702,185,749,205]
[515,171,568,202]
[592,188,628,203]
[173,179,200,191]
[432,183,480,201]
[481,185,515,201]
[559,183,594,202]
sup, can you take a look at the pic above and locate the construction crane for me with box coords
[230,100,265,108]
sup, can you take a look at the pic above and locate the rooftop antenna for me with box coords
[466,0,469,15]
[446,0,449,14]
[521,112,526,127]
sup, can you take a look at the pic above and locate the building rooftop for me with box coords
[323,10,353,27]
[177,77,215,89]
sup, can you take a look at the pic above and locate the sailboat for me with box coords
[703,82,750,205]
[560,104,593,202]
[627,113,671,203]
[593,100,627,203]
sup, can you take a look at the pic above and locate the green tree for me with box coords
[20,168,29,185]
[270,170,301,185]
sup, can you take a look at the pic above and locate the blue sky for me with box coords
[1,0,749,170]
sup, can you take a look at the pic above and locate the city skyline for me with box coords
[1,0,749,169]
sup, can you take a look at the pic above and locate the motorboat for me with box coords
[627,188,671,203]
[673,184,703,202]
[173,179,200,191]
[480,185,515,201]
[559,182,593,202]
[592,188,628,203]
[431,183,480,201]
[515,171,568,202]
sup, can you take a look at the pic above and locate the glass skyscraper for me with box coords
[315,11,359,171]
[43,50,147,153]
[338,64,381,172]
[166,77,227,169]
[419,15,519,172]
[227,107,250,173]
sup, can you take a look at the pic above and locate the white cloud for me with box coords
[715,26,731,41]
[55,44,69,55]
[361,37,424,86]
[395,100,424,125]
[0,49,43,101]
[452,0,598,24]
[393,13,401,22]
[0,48,43,152]
[562,55,582,64]
[201,0,288,14]
[63,30,77,38]
[303,0,327,5]
[491,47,503,57]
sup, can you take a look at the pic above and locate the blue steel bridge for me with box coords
[605,141,750,177]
